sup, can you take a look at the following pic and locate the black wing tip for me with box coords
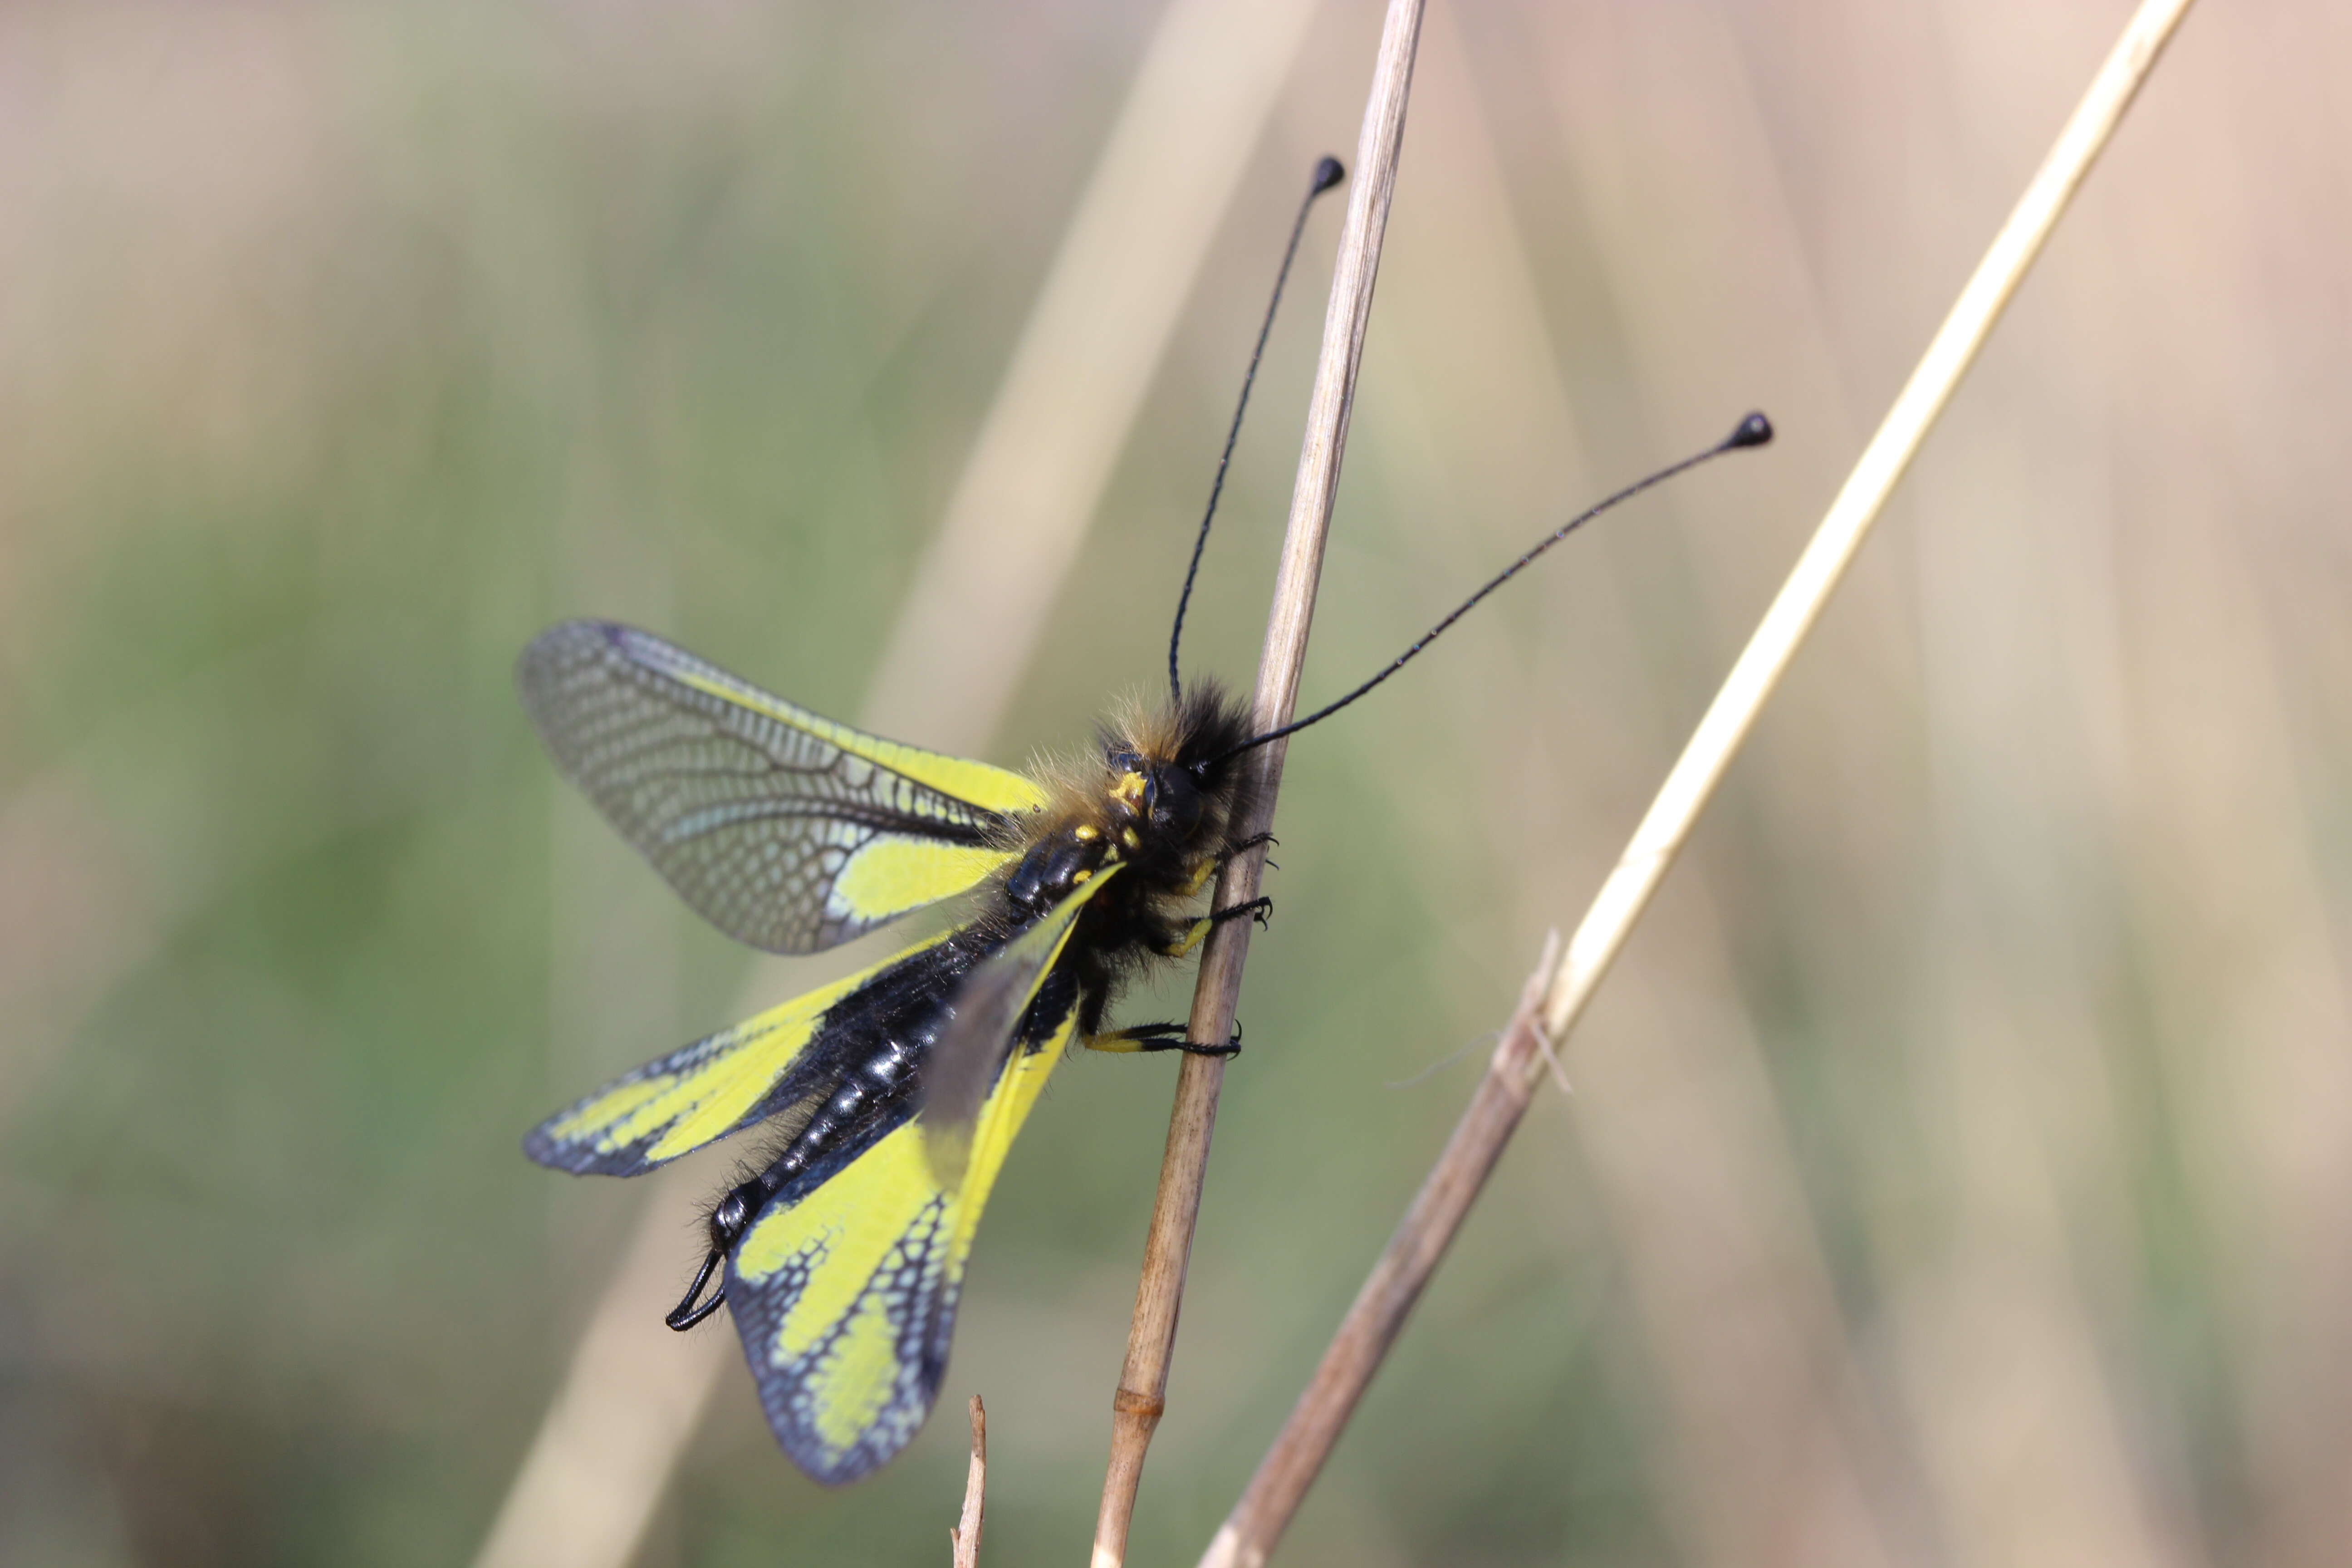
[730,1243,955,1486]
[520,1127,589,1173]
[520,1126,576,1171]
[793,1444,889,1487]
[773,1399,937,1486]
[738,1350,933,1486]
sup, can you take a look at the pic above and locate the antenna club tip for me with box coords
[1311,156,1346,194]
[1725,411,1773,450]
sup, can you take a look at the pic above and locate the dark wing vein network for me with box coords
[517,620,1039,953]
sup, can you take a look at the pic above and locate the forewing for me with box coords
[525,932,960,1176]
[518,620,1048,952]
[721,883,1108,1484]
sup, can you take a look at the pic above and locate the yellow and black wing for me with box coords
[722,870,1120,1483]
[524,932,956,1177]
[517,620,1047,952]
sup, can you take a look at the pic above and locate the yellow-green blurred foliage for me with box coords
[5,2,2348,1566]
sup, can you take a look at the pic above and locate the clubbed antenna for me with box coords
[1167,155,1348,706]
[1204,412,1775,768]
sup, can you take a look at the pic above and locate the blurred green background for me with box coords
[6,2,2349,1565]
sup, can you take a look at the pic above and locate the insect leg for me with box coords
[1219,831,1276,862]
[1086,1021,1187,1053]
[1176,833,1282,900]
[1211,895,1274,930]
[1158,896,1274,959]
[1086,1019,1242,1058]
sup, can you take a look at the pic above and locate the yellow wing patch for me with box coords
[723,1005,1074,1484]
[827,838,1014,932]
[524,934,947,1176]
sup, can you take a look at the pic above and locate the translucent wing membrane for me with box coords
[724,875,1115,1483]
[517,620,1047,953]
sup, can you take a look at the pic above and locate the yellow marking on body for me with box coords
[671,669,1049,817]
[829,839,1014,926]
[1073,823,1099,841]
[809,1303,902,1451]
[1120,828,1141,850]
[1072,868,1092,884]
[1110,773,1145,809]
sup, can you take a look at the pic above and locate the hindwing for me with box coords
[524,931,961,1176]
[721,873,1117,1483]
[518,620,1047,952]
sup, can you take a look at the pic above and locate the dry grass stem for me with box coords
[1534,0,2194,1052]
[950,1396,987,1568]
[472,4,1320,1564]
[1090,3,1430,1565]
[1198,935,1565,1568]
[1199,2,2199,1563]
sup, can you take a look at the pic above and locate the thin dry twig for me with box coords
[1090,4,1431,1566]
[1198,2,2200,1563]
[950,1396,987,1568]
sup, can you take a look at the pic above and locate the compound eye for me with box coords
[1149,765,1201,834]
